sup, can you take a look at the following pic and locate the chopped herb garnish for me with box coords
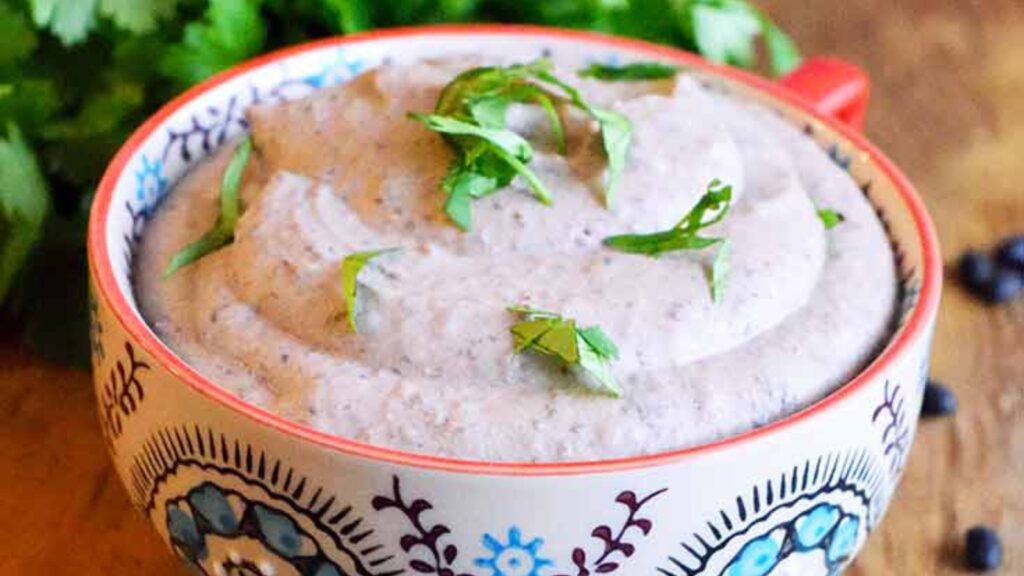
[164,136,253,277]
[578,61,680,81]
[509,305,621,398]
[530,68,633,206]
[339,248,399,333]
[603,179,733,301]
[413,58,633,228]
[816,208,844,230]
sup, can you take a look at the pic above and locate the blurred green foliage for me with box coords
[0,0,798,364]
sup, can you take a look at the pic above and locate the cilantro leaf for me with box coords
[531,67,633,206]
[164,136,252,276]
[29,0,99,46]
[816,208,844,230]
[604,179,733,301]
[417,59,634,228]
[99,0,184,35]
[320,0,373,33]
[160,0,267,87]
[710,238,730,303]
[0,3,38,66]
[578,61,680,81]
[339,247,398,333]
[0,123,51,303]
[677,0,801,76]
[762,18,802,76]
[687,0,762,69]
[411,112,552,206]
[509,306,622,398]
[0,79,60,137]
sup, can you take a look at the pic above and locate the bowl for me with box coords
[88,25,941,576]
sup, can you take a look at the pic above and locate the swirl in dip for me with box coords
[135,58,897,462]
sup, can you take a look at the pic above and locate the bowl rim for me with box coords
[88,23,943,476]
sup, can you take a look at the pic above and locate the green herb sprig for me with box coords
[163,135,252,277]
[528,66,633,206]
[339,248,399,333]
[816,208,844,229]
[413,58,633,229]
[578,61,681,81]
[509,305,621,397]
[604,179,733,301]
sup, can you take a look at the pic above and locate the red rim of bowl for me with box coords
[88,24,943,476]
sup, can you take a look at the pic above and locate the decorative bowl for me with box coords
[88,25,941,576]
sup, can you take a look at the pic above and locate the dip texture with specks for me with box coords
[134,58,897,461]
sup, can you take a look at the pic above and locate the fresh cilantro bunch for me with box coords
[0,0,798,364]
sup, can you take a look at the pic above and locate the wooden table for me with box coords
[1,1,1021,573]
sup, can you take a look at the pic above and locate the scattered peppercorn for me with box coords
[982,268,1024,304]
[965,526,1002,571]
[995,234,1024,271]
[958,250,995,294]
[921,380,957,418]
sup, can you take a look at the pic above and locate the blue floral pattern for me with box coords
[725,529,783,576]
[305,48,367,88]
[128,426,400,575]
[134,154,167,211]
[720,505,859,576]
[475,527,554,576]
[167,482,347,575]
[663,450,882,576]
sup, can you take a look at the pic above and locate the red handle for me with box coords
[778,57,870,130]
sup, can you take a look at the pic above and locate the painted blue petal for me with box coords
[525,537,544,554]
[726,532,781,576]
[483,533,504,553]
[826,515,861,563]
[794,504,840,549]
[508,526,522,546]
[474,557,496,569]
[187,483,239,535]
[167,503,207,562]
[253,504,303,558]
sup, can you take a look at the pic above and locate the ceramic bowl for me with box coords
[88,25,941,576]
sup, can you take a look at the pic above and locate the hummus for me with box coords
[135,58,897,461]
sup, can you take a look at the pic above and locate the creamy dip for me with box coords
[135,58,897,461]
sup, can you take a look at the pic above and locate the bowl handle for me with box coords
[779,57,870,130]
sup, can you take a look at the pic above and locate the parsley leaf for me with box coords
[578,61,680,81]
[417,59,634,228]
[530,67,633,206]
[761,17,802,76]
[678,0,801,76]
[416,60,568,229]
[163,136,252,277]
[339,248,398,333]
[509,305,621,398]
[411,112,553,231]
[604,179,733,301]
[710,238,730,303]
[29,0,99,46]
[0,123,51,303]
[0,3,38,66]
[816,208,844,230]
[99,0,184,35]
[160,0,267,87]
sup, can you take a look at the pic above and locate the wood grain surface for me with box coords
[1,1,1021,573]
